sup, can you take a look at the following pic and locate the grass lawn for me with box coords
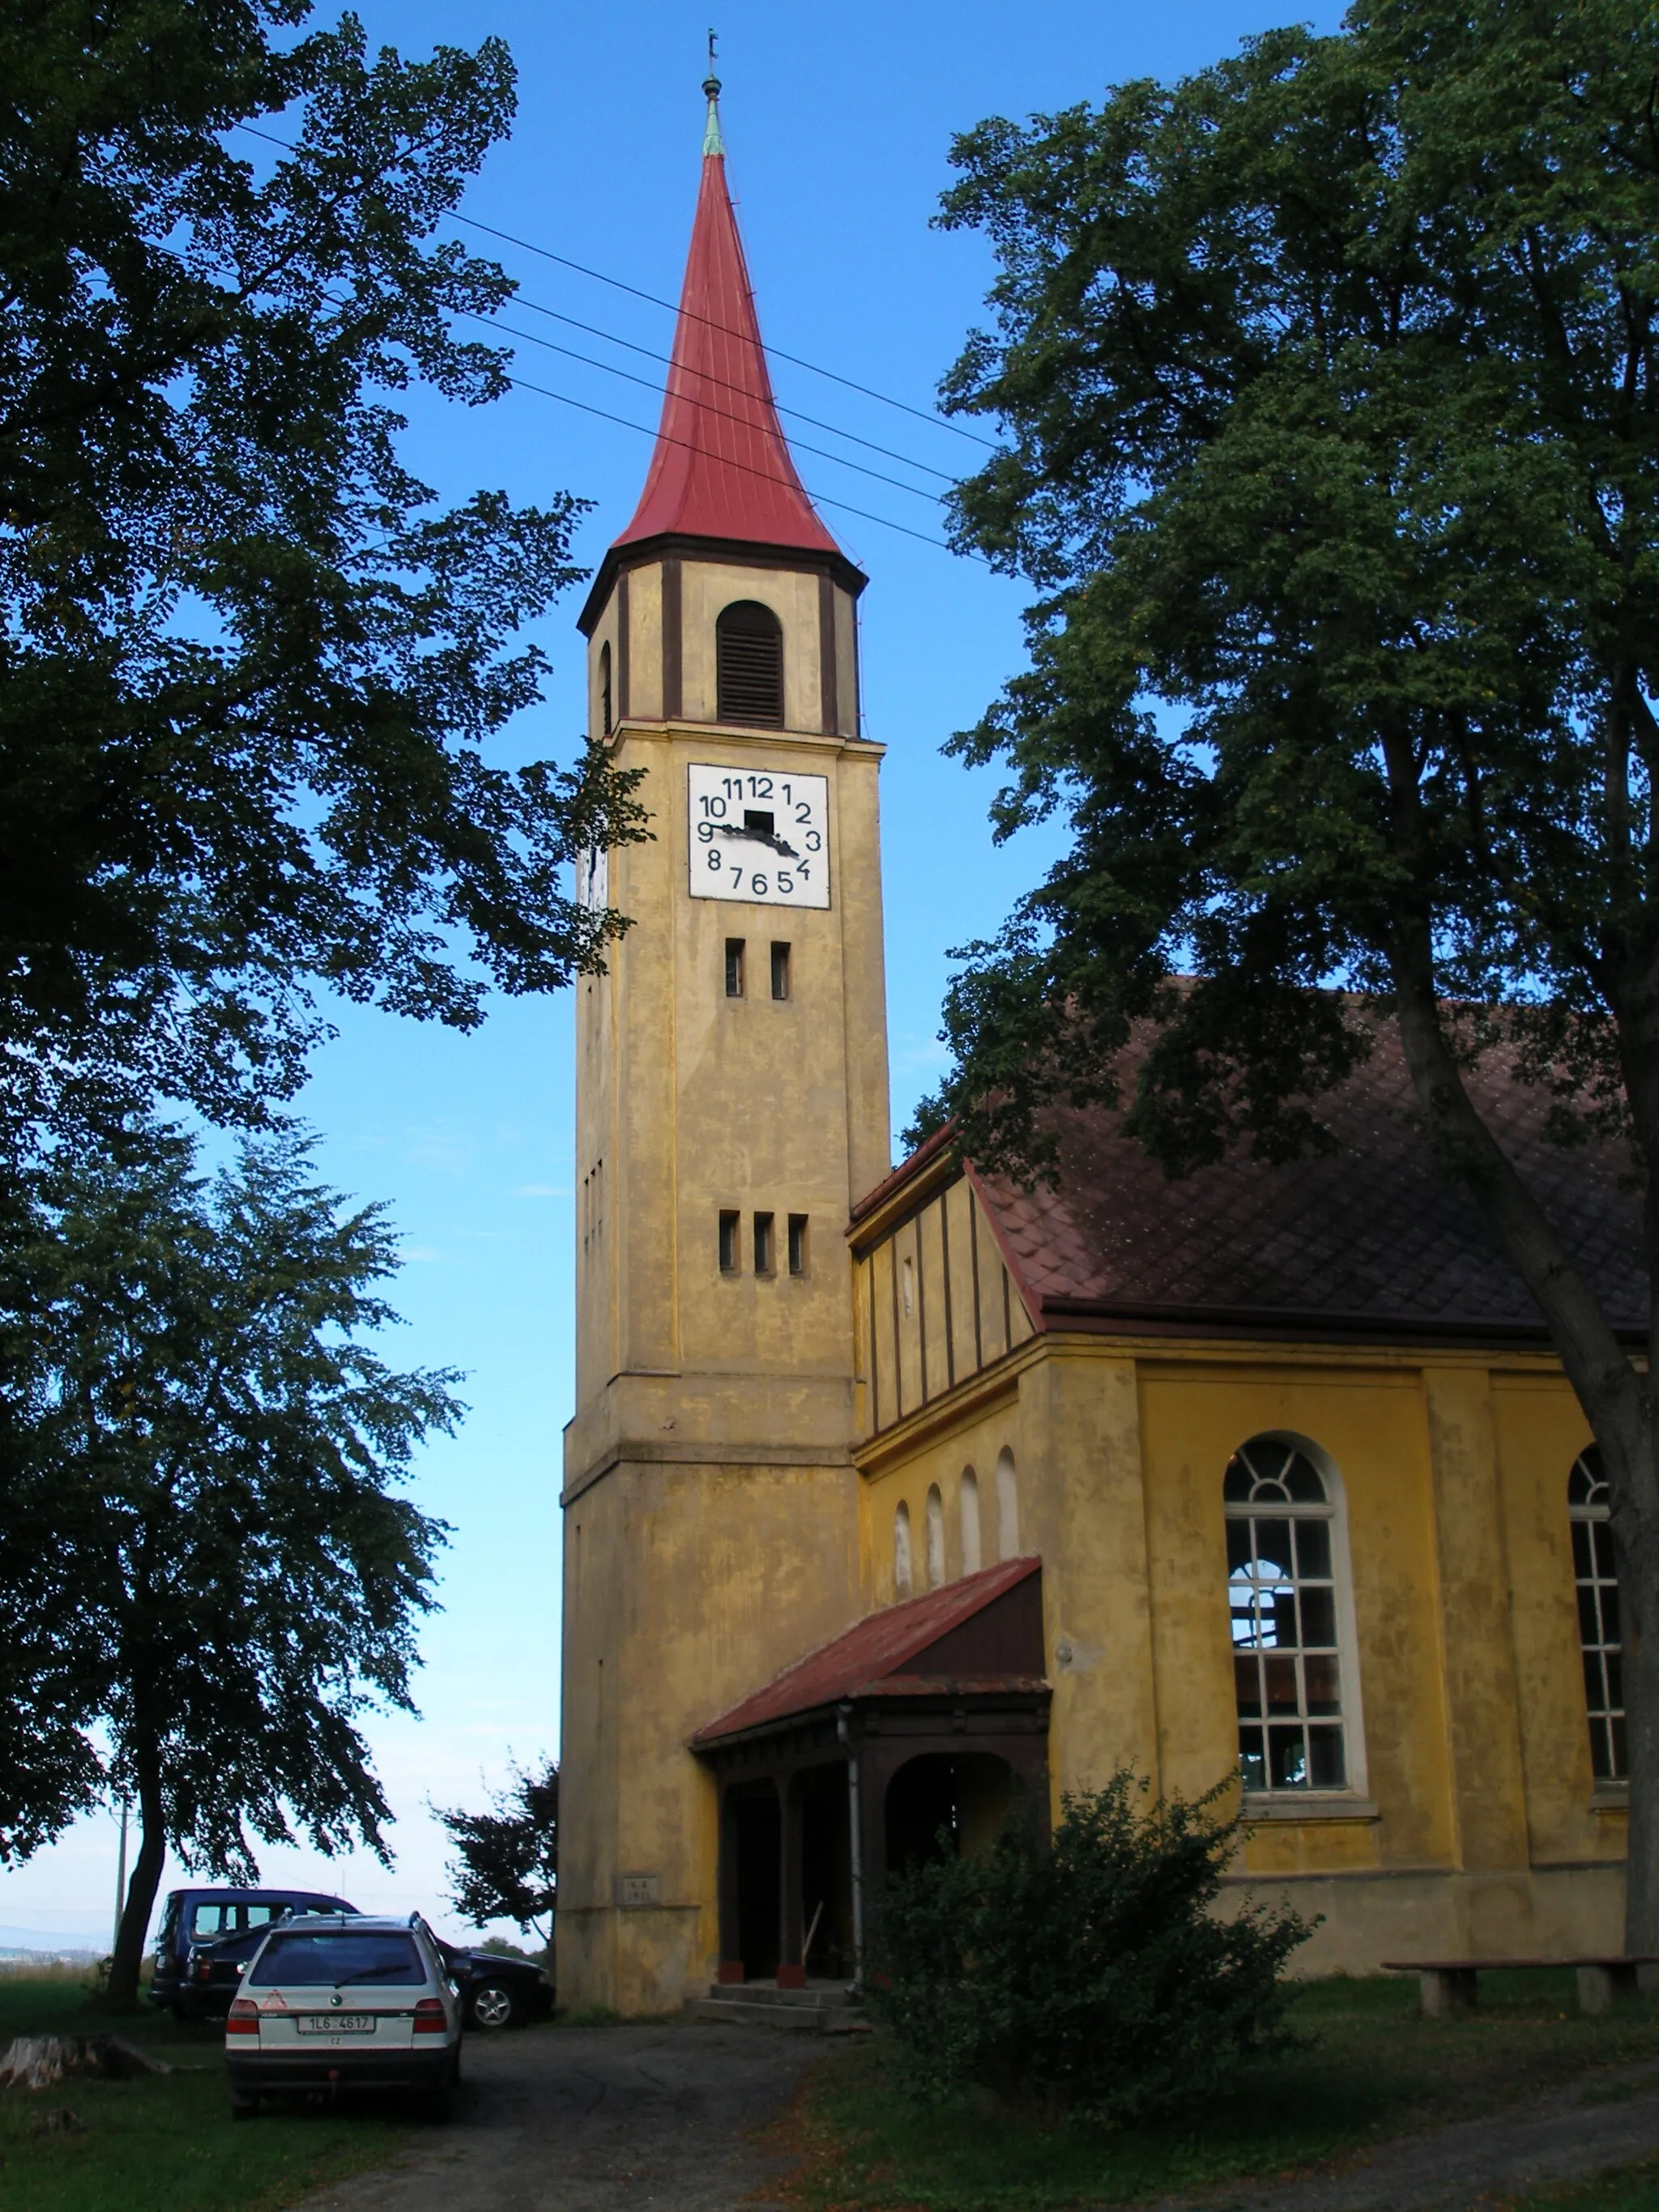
[0,1975,413,2212]
[778,1971,1659,2211]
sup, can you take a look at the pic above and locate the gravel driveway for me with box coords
[289,2019,814,2212]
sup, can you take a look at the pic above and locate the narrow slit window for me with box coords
[770,942,791,1000]
[1571,1447,1626,1781]
[753,1211,775,1274]
[599,639,612,737]
[716,600,784,727]
[725,939,745,998]
[718,1210,740,1273]
[787,1213,808,1274]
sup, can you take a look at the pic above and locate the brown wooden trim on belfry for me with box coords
[578,530,868,635]
[616,573,631,721]
[661,556,683,722]
[817,575,838,735]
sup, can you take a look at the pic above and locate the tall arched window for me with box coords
[926,1485,945,1587]
[1226,1436,1350,1793]
[996,1448,1019,1560]
[598,639,612,736]
[960,1468,982,1574]
[716,599,783,727]
[1571,1447,1625,1781]
[893,1501,913,1596]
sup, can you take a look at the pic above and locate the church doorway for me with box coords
[727,1783,782,1980]
[885,1752,1019,1872]
[795,1762,854,1980]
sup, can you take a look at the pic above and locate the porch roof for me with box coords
[692,1556,1044,1748]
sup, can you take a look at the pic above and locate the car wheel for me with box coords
[467,1980,518,2031]
[229,2088,260,2120]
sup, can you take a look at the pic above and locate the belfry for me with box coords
[561,76,1643,2019]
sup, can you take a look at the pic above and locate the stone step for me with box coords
[685,1996,833,2033]
[707,1980,859,2010]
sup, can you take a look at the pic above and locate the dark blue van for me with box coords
[150,1887,356,2018]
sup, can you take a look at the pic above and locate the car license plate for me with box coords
[296,2014,376,2035]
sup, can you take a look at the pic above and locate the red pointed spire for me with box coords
[612,118,843,559]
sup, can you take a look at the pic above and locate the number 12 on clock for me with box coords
[687,763,831,909]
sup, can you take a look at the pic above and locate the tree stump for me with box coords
[0,2035,170,2090]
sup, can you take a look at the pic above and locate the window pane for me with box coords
[1591,1717,1612,1780]
[1230,1584,1259,1647]
[190,1905,228,1937]
[1226,1519,1252,1572]
[1264,1654,1299,1711]
[1578,1583,1601,1645]
[1266,1584,1299,1648]
[1612,1714,1628,1778]
[1238,1728,1266,1790]
[1584,1651,1606,1712]
[1590,1521,1616,1577]
[250,1933,424,1988]
[1234,1656,1262,1717]
[1572,1519,1593,1578]
[245,1905,276,1927]
[1269,1727,1308,1788]
[1602,1582,1622,1646]
[1294,1519,1332,1579]
[1223,1455,1252,1502]
[1254,1519,1293,1578]
[1299,1586,1337,1647]
[1285,1452,1326,1503]
[1607,1649,1623,1710]
[1308,1726,1346,1788]
[1304,1653,1341,1715]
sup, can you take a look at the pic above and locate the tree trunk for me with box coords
[104,1751,164,2012]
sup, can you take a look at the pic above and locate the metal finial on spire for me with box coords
[702,28,724,156]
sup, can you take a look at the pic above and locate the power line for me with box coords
[481,309,948,505]
[232,121,999,454]
[458,210,999,452]
[507,295,958,483]
[502,371,980,561]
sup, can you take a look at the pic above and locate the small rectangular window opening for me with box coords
[744,809,775,838]
[770,942,791,1000]
[724,939,745,998]
[787,1214,808,1275]
[718,1210,740,1273]
[753,1211,775,1275]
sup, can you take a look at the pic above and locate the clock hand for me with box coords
[714,824,801,861]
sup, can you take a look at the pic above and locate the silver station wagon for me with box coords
[224,1913,462,2120]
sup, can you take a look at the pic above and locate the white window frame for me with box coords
[1225,1431,1368,1804]
[1570,1446,1626,1785]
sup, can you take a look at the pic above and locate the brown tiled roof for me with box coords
[692,1556,1043,1746]
[960,1025,1644,1340]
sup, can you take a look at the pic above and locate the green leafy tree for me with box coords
[868,1775,1310,2120]
[0,0,644,1149]
[434,1757,557,1943]
[0,1119,458,2007]
[925,0,1659,1950]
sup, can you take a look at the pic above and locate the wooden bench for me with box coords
[1382,1956,1659,2018]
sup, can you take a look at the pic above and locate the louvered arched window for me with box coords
[716,599,783,727]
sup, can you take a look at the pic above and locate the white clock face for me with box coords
[687,764,830,908]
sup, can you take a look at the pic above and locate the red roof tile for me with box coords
[613,143,842,560]
[957,1023,1645,1337]
[692,1556,1043,1745]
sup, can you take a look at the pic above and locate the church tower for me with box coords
[558,75,890,2014]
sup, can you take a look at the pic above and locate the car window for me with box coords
[158,1896,180,1950]
[249,1932,424,1988]
[245,1904,277,1927]
[190,1903,236,1940]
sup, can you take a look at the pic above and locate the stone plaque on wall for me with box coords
[616,1872,661,1908]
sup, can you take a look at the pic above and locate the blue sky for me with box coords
[0,0,1345,1950]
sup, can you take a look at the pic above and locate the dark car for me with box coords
[151,1887,356,2019]
[433,1939,553,2030]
